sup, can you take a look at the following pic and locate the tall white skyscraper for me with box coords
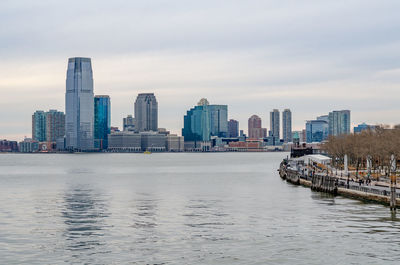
[270,109,280,139]
[282,109,292,143]
[65,57,94,150]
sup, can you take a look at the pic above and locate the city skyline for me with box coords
[2,1,400,140]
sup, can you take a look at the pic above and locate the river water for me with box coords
[0,152,399,264]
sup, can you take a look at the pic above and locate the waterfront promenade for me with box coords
[280,158,400,207]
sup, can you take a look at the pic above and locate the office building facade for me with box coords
[282,109,292,143]
[134,93,158,132]
[328,110,351,136]
[248,115,263,139]
[182,98,228,142]
[306,120,329,143]
[228,119,239,138]
[123,115,135,131]
[65,57,94,150]
[32,111,47,142]
[270,109,280,139]
[94,95,111,149]
[46,110,65,142]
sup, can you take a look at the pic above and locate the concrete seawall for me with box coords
[279,161,400,208]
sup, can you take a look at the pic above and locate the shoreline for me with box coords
[279,161,400,208]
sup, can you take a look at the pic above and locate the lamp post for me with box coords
[390,154,397,212]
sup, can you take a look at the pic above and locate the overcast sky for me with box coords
[1,0,400,140]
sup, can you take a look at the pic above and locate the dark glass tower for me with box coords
[94,95,111,149]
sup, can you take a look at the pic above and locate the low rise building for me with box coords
[0,140,19,152]
[19,138,39,153]
[166,134,184,152]
[227,139,264,152]
[108,132,141,152]
[141,132,166,152]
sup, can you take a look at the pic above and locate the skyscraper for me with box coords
[328,110,351,136]
[248,115,263,139]
[270,109,280,139]
[46,110,65,142]
[182,98,228,142]
[65,57,94,150]
[94,95,111,149]
[123,115,135,131]
[282,109,292,143]
[32,110,47,142]
[208,105,228,137]
[228,119,239,137]
[134,93,158,132]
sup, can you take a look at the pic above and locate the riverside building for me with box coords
[32,110,65,143]
[228,119,239,137]
[270,109,280,139]
[123,115,135,131]
[248,115,266,139]
[182,98,228,149]
[306,119,328,143]
[328,110,351,136]
[134,93,158,132]
[282,109,292,143]
[32,111,47,142]
[94,95,111,149]
[65,57,94,151]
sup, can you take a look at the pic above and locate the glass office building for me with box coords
[65,57,94,150]
[32,111,47,142]
[208,105,228,137]
[328,110,351,136]
[94,95,111,149]
[306,120,329,143]
[182,99,228,142]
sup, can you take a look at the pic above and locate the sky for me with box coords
[1,0,400,140]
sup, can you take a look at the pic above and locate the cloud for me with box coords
[1,0,400,139]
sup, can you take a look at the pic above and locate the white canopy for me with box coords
[303,154,331,165]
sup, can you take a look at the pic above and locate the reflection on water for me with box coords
[62,186,110,262]
[2,153,400,264]
[131,195,158,229]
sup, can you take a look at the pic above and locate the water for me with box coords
[0,153,399,264]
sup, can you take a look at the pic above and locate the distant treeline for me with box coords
[323,125,400,173]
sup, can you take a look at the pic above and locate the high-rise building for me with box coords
[282,109,292,142]
[270,109,280,139]
[228,119,239,138]
[248,115,262,139]
[123,115,135,131]
[94,95,111,149]
[208,105,228,137]
[46,110,65,142]
[328,110,351,136]
[182,98,228,142]
[32,111,47,142]
[134,93,158,132]
[65,57,94,150]
[306,120,328,143]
